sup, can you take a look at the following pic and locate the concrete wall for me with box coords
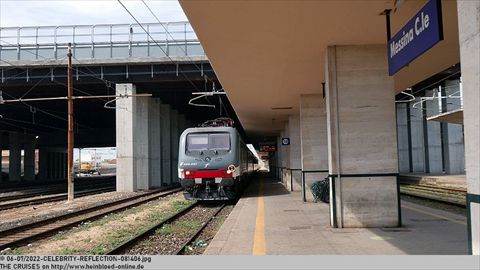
[325,45,399,228]
[300,94,328,201]
[457,0,480,255]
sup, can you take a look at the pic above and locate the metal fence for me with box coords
[0,22,205,61]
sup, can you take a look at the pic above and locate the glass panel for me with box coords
[94,46,111,59]
[131,45,148,57]
[187,134,209,151]
[0,49,18,61]
[187,44,204,56]
[19,48,37,60]
[112,46,128,58]
[74,46,92,59]
[209,134,230,150]
[37,47,55,59]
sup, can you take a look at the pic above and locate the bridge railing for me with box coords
[0,22,205,62]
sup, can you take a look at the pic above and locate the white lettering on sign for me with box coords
[390,11,431,59]
[415,12,430,36]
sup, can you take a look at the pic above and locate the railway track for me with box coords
[0,187,182,251]
[0,178,116,202]
[106,202,226,255]
[0,186,116,211]
[400,183,466,207]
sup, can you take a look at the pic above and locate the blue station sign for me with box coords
[388,0,443,76]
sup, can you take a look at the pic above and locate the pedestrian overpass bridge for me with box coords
[0,22,207,69]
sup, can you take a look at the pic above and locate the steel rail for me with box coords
[174,204,225,255]
[105,201,199,255]
[0,187,182,251]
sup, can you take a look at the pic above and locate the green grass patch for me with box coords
[60,247,79,255]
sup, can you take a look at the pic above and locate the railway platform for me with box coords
[205,175,468,255]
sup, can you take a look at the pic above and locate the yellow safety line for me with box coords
[252,180,266,255]
[402,204,467,226]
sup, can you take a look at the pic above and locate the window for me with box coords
[209,133,230,150]
[186,133,230,151]
[187,134,208,151]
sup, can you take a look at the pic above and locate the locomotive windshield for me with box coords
[187,133,230,151]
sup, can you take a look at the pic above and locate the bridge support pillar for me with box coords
[116,83,149,192]
[325,45,399,228]
[160,104,172,186]
[457,0,480,255]
[148,98,162,189]
[300,94,328,201]
[24,135,36,181]
[8,132,22,181]
[170,110,179,184]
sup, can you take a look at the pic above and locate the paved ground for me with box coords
[205,175,468,255]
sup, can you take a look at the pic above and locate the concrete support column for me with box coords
[300,94,328,201]
[443,79,465,174]
[148,98,162,188]
[288,115,301,191]
[8,132,22,181]
[396,103,410,173]
[160,104,172,185]
[38,147,48,181]
[116,83,149,192]
[24,135,36,181]
[425,89,443,173]
[325,45,399,228]
[410,97,426,172]
[457,0,480,255]
[170,110,179,184]
[280,127,290,188]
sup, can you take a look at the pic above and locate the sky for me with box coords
[0,0,188,28]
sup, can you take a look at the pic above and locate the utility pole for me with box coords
[67,43,74,202]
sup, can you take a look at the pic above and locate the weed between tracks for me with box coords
[5,193,194,255]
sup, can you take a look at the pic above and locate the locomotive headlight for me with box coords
[227,165,235,174]
[185,170,193,176]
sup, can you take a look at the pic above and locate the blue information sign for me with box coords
[388,0,443,76]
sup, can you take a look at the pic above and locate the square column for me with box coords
[116,83,149,192]
[170,110,179,184]
[325,45,399,228]
[160,104,172,185]
[425,89,443,173]
[300,94,328,201]
[23,135,36,181]
[8,132,21,181]
[410,97,426,172]
[396,103,410,173]
[148,98,162,188]
[288,115,301,191]
[457,0,480,255]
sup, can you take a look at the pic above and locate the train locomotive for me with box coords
[178,118,257,200]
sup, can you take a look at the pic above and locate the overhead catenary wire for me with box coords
[140,0,215,84]
[116,0,206,93]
